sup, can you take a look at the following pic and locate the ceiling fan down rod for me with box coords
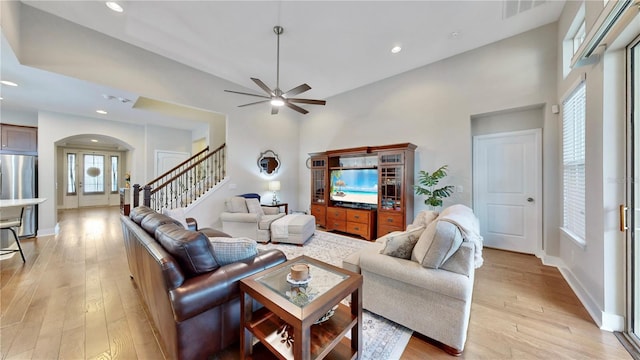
[274,25,283,93]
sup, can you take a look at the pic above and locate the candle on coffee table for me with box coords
[290,264,309,281]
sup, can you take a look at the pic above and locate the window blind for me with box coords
[562,81,586,242]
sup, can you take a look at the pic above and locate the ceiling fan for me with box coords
[224,25,326,115]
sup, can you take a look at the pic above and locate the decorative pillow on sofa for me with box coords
[227,197,249,213]
[209,237,258,265]
[245,198,265,216]
[415,221,463,269]
[406,210,439,232]
[161,207,189,228]
[155,223,219,277]
[380,226,425,259]
[411,219,438,263]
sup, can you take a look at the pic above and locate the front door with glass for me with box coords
[64,149,122,208]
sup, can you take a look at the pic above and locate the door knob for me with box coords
[527,197,534,203]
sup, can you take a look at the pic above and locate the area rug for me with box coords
[257,230,413,360]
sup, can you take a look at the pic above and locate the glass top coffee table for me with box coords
[240,255,362,360]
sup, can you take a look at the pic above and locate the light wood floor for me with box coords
[0,207,632,359]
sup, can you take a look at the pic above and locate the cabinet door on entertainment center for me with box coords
[310,155,328,227]
[378,150,410,236]
[311,205,326,227]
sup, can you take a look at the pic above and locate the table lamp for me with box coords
[268,181,281,205]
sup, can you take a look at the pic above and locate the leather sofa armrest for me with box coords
[170,249,287,321]
[199,228,232,238]
[186,217,197,231]
[220,212,260,223]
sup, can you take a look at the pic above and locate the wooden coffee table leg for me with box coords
[352,287,363,356]
[293,325,311,360]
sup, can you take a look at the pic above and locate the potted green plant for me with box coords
[414,165,455,209]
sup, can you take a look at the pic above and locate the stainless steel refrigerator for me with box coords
[1,154,37,239]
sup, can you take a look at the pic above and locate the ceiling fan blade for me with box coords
[224,90,270,99]
[283,83,311,97]
[238,100,270,107]
[251,78,275,96]
[271,106,279,115]
[288,98,327,105]
[285,102,309,114]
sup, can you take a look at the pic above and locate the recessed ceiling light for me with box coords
[96,110,108,115]
[1,80,18,87]
[105,1,123,13]
[391,46,402,54]
[91,139,99,143]
[0,97,3,100]
[450,31,461,39]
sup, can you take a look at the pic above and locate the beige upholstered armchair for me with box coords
[220,194,285,243]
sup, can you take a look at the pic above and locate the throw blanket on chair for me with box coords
[271,213,301,238]
[439,204,484,268]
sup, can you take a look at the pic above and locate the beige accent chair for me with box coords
[220,196,285,243]
[342,205,482,355]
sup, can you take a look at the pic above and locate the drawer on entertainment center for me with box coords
[378,212,404,236]
[327,207,347,221]
[327,220,347,232]
[347,222,370,239]
[346,209,368,224]
[379,212,403,226]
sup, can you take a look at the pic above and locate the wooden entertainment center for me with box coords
[309,143,416,241]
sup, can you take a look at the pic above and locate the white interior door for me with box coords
[155,150,190,178]
[473,129,542,254]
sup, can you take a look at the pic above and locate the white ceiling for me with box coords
[1,0,565,128]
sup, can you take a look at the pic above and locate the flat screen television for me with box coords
[330,168,378,206]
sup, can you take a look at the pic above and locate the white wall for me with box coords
[145,124,192,179]
[471,105,544,137]
[37,112,146,235]
[299,23,560,254]
[555,0,630,330]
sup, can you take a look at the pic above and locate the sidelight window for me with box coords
[561,81,586,244]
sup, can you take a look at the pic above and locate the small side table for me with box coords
[120,188,131,216]
[263,202,288,214]
[240,256,362,360]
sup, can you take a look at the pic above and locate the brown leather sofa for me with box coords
[120,206,287,360]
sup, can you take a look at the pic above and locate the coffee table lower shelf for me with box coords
[245,304,358,360]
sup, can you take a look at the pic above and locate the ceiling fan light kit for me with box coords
[224,25,326,115]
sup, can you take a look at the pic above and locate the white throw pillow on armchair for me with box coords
[245,198,265,216]
[227,197,249,213]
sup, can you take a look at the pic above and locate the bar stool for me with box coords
[0,207,26,262]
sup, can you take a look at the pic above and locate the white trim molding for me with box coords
[557,264,624,331]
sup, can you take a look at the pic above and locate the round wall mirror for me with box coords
[258,150,281,175]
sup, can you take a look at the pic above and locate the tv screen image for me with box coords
[330,169,378,205]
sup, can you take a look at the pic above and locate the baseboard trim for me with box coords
[556,264,624,331]
[37,223,59,237]
[539,253,564,267]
